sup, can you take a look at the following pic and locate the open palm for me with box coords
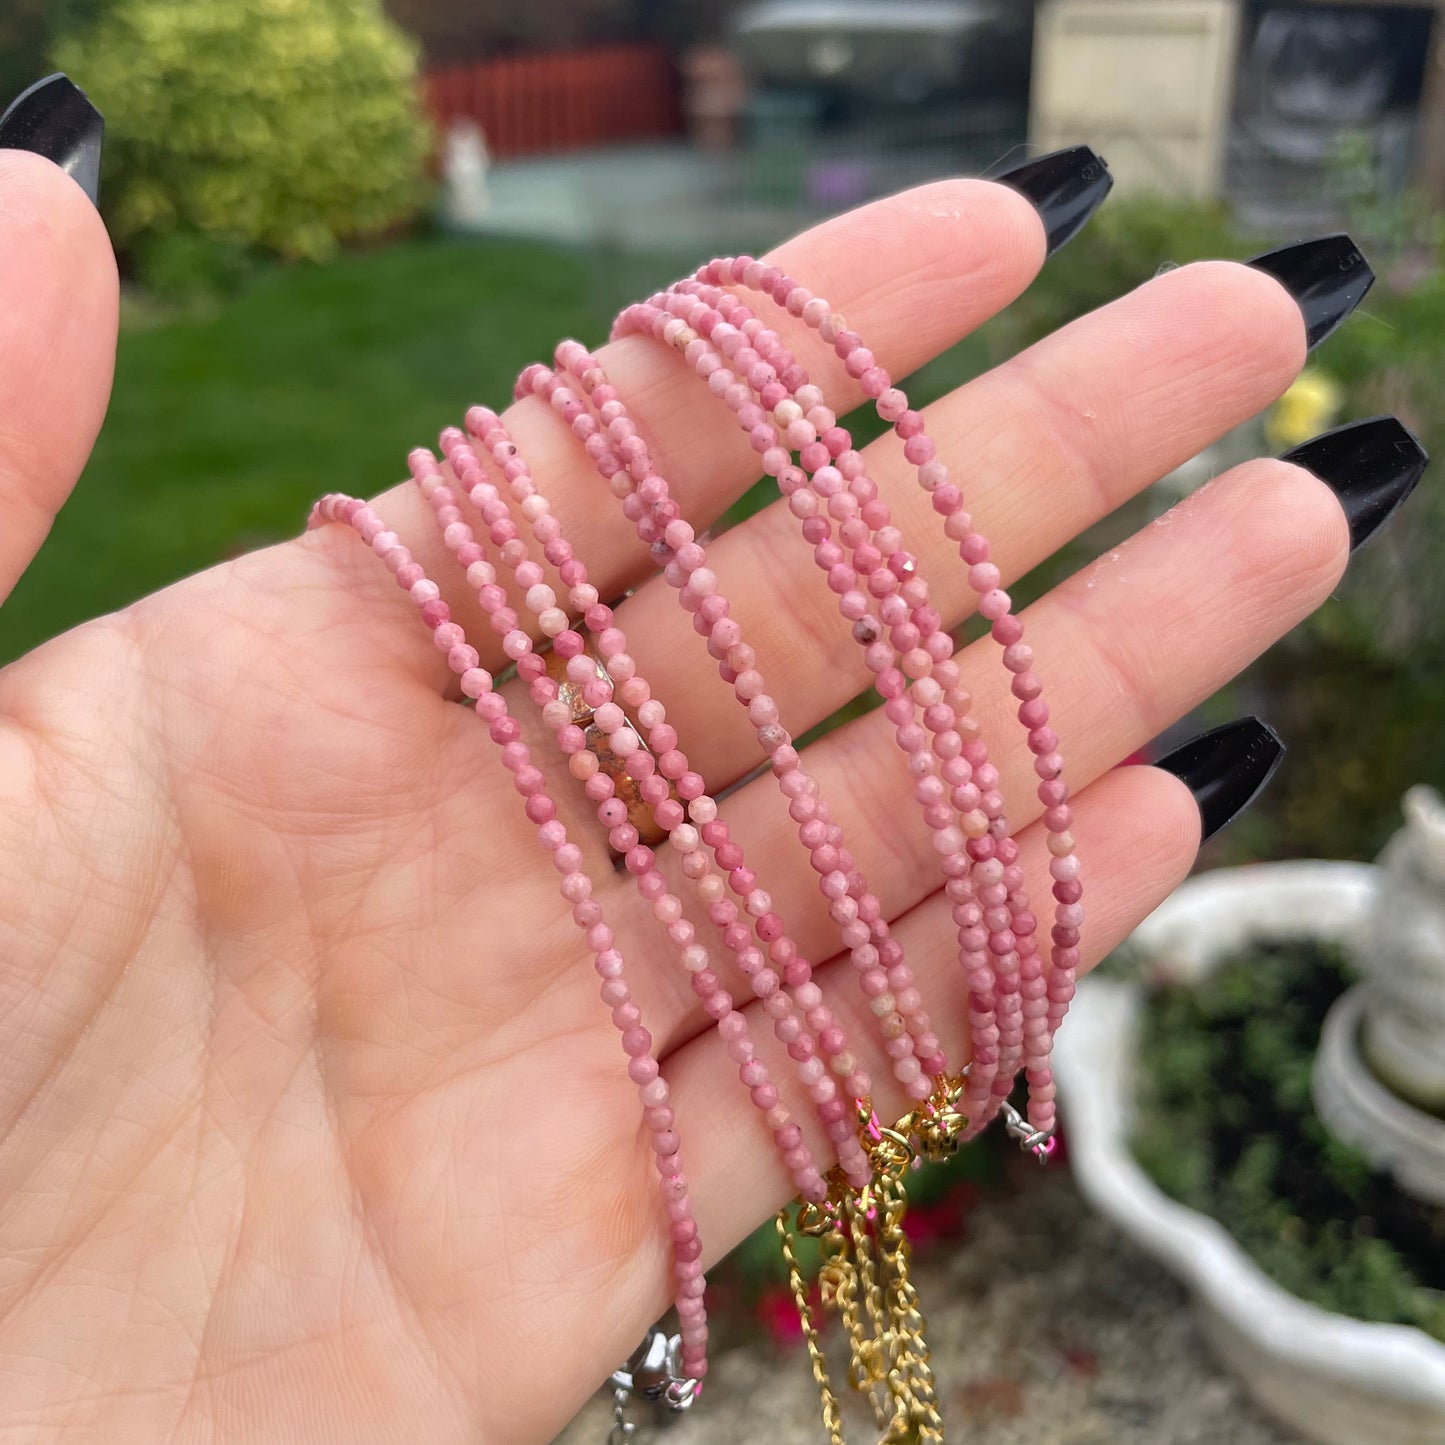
[0,150,1351,1445]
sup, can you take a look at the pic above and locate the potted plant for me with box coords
[1055,790,1445,1445]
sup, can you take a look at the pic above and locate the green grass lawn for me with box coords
[1,236,698,664]
[2,230,996,667]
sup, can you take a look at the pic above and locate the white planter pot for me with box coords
[1054,861,1445,1445]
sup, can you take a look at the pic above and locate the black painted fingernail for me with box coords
[1279,415,1429,552]
[1155,717,1284,844]
[0,74,103,205]
[992,145,1113,256]
[1247,234,1373,350]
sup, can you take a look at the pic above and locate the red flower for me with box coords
[907,1179,979,1248]
[755,1284,807,1346]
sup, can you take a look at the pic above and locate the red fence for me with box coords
[424,44,683,160]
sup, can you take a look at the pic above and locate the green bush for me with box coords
[54,0,431,263]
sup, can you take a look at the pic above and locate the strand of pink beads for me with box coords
[519,346,931,1121]
[525,349,941,1118]
[411,440,828,1206]
[306,490,710,1384]
[634,280,1011,1130]
[612,285,1016,1135]
[454,400,882,1190]
[652,258,1083,1139]
[614,289,1001,1111]
[429,417,867,1198]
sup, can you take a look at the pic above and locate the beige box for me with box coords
[1031,0,1242,197]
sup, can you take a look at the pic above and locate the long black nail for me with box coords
[1280,415,1429,552]
[0,74,103,205]
[1248,234,1373,350]
[993,145,1113,256]
[1155,718,1284,844]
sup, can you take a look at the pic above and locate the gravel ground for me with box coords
[554,1170,1309,1445]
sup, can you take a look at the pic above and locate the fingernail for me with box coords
[0,73,103,206]
[1154,717,1284,844]
[1247,233,1373,350]
[993,145,1113,256]
[1279,415,1429,552]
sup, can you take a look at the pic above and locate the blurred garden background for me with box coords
[4,2,1445,1441]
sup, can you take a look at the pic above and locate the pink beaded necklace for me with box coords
[309,256,1080,1444]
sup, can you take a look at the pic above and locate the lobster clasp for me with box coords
[609,1330,696,1408]
[912,1075,967,1161]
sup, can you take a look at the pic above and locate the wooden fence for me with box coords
[423,43,683,159]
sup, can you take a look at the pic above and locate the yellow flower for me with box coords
[1265,371,1342,452]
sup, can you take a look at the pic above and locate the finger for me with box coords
[640,453,1346,1048]
[613,258,1306,788]
[0,150,118,603]
[298,177,1048,682]
[670,760,1198,1258]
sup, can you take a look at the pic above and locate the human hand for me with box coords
[1,135,1392,1445]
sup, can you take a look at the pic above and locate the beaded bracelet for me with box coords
[308,254,1081,1444]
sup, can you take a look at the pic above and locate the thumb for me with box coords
[0,78,117,606]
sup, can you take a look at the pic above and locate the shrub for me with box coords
[54,0,431,263]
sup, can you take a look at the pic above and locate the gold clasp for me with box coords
[795,1197,839,1238]
[912,1075,967,1162]
[858,1100,918,1181]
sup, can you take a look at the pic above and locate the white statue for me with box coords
[1360,785,1445,1110]
[1314,785,1445,1203]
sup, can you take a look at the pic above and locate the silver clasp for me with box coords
[609,1329,699,1416]
[1000,1100,1057,1162]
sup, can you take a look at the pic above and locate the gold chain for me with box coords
[878,1171,942,1442]
[823,1215,888,1426]
[776,1207,846,1445]
[775,1079,971,1444]
[843,1192,890,1426]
